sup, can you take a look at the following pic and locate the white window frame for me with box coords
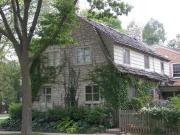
[41,87,52,104]
[47,51,60,67]
[123,48,130,65]
[172,63,180,78]
[144,55,150,69]
[85,85,101,106]
[76,47,92,65]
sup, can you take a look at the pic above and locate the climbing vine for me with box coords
[89,64,157,110]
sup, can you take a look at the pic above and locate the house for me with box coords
[33,17,171,110]
[154,46,180,99]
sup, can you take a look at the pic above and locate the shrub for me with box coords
[9,103,22,120]
[128,97,143,110]
[55,117,79,133]
[170,95,180,111]
[0,106,112,133]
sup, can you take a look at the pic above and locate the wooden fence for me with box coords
[118,110,180,135]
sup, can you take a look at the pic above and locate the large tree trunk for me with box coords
[20,50,32,135]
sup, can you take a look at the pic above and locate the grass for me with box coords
[0,113,9,124]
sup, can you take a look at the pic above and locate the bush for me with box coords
[170,95,180,111]
[0,105,112,133]
[9,103,22,120]
[128,97,143,110]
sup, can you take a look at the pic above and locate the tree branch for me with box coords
[0,6,20,57]
[11,0,22,43]
[15,0,23,23]
[0,28,8,38]
[28,0,42,45]
[21,0,31,39]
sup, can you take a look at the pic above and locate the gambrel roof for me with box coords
[80,17,169,62]
[78,17,172,82]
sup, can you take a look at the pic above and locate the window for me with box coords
[144,55,149,69]
[123,48,130,64]
[77,47,91,64]
[47,51,60,66]
[173,64,180,77]
[42,87,51,103]
[161,62,164,74]
[85,86,100,102]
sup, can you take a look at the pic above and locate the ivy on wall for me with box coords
[89,64,158,110]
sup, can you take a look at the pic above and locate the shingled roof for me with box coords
[78,17,172,82]
[80,17,169,62]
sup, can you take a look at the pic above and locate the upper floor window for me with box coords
[123,48,130,64]
[77,47,91,64]
[173,63,180,77]
[161,61,164,74]
[144,55,150,69]
[47,51,60,67]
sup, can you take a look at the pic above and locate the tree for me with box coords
[81,10,123,32]
[167,34,180,48]
[142,18,166,45]
[126,21,143,41]
[84,0,133,32]
[0,0,77,134]
[0,61,20,112]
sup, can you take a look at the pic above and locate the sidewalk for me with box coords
[0,131,116,135]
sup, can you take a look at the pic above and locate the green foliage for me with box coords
[55,117,79,133]
[89,64,129,109]
[82,10,123,32]
[89,64,156,110]
[167,34,180,48]
[30,0,78,100]
[8,103,22,120]
[142,18,166,45]
[1,105,111,133]
[128,97,143,110]
[140,107,180,129]
[170,95,180,111]
[82,0,132,32]
[87,0,132,18]
[0,61,20,110]
[130,76,156,105]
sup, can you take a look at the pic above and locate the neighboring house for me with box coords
[33,17,171,110]
[154,46,180,99]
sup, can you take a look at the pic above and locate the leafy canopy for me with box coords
[142,18,166,45]
[84,0,132,32]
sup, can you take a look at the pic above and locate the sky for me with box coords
[79,0,180,40]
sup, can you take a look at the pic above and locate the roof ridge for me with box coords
[78,16,170,61]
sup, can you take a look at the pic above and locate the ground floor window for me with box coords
[41,87,52,103]
[85,85,101,107]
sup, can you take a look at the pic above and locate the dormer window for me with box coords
[123,48,130,64]
[173,63,180,78]
[144,55,149,69]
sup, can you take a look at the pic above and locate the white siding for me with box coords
[164,62,169,76]
[114,45,169,76]
[154,58,161,74]
[114,45,123,64]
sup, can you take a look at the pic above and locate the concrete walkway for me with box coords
[0,131,116,135]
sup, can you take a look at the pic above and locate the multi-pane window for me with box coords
[77,48,91,64]
[42,87,51,103]
[123,48,130,64]
[144,55,150,69]
[161,62,164,74]
[47,51,60,67]
[85,86,100,102]
[173,64,180,77]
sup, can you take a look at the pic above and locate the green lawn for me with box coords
[0,114,9,124]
